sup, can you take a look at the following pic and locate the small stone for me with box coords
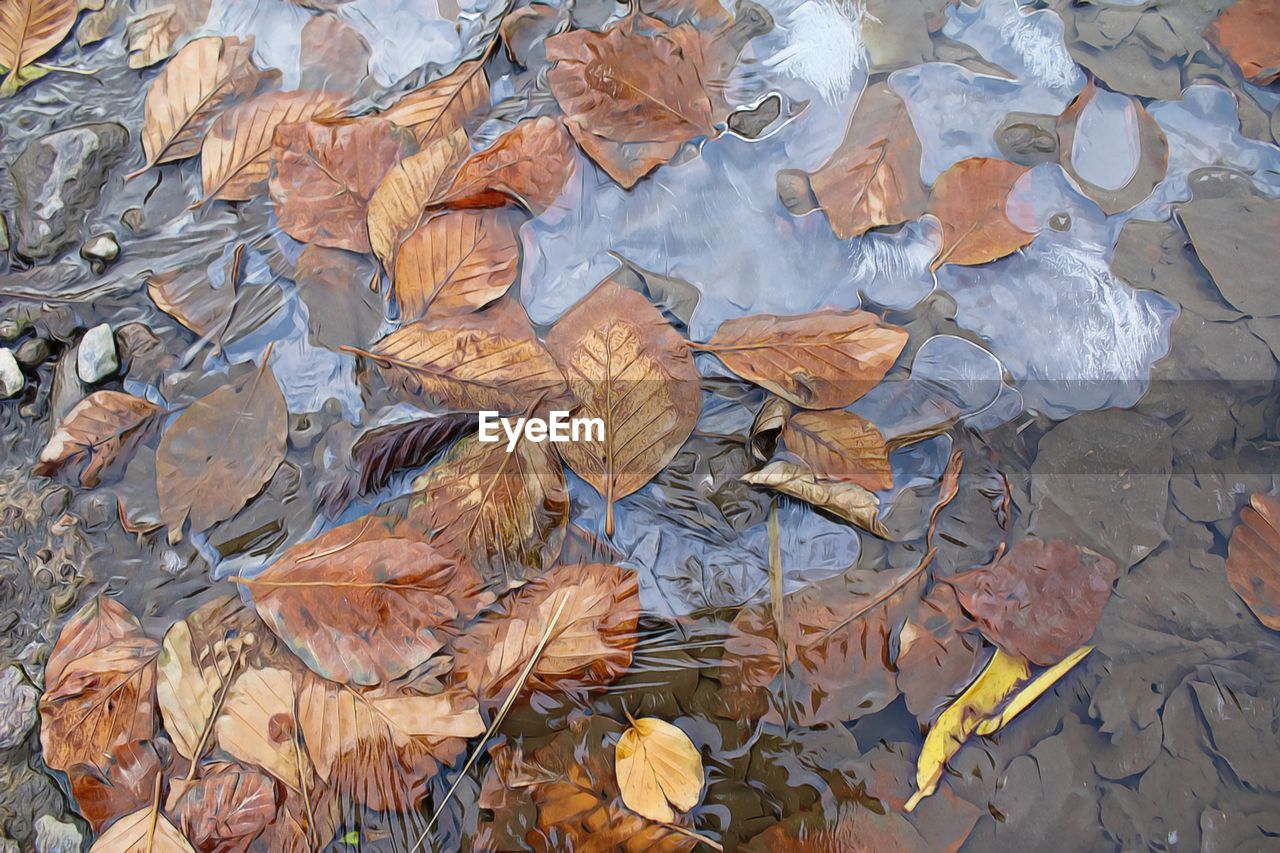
[120,207,146,234]
[76,324,117,383]
[79,232,120,273]
[0,349,22,398]
[0,319,23,342]
[14,337,51,368]
[0,667,38,750]
[34,816,82,853]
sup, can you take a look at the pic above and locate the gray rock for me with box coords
[77,323,117,383]
[14,337,51,368]
[0,349,22,398]
[10,123,128,261]
[0,667,37,750]
[0,319,23,342]
[33,816,82,853]
[79,231,120,273]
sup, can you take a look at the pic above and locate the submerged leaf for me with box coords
[781,409,892,491]
[615,716,704,823]
[1225,492,1280,630]
[1205,0,1280,85]
[393,208,520,320]
[974,645,1094,735]
[169,764,277,852]
[927,156,1034,269]
[382,57,490,144]
[36,391,164,487]
[434,115,576,214]
[338,413,473,503]
[1056,80,1167,216]
[366,129,470,273]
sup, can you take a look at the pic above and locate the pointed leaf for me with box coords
[366,129,470,273]
[781,409,892,491]
[393,208,520,320]
[741,460,887,537]
[0,0,77,93]
[382,57,490,144]
[1225,492,1280,630]
[89,806,194,852]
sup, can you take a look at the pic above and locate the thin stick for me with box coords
[145,771,162,853]
[184,643,244,781]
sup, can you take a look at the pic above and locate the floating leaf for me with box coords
[1225,492,1280,630]
[409,431,568,589]
[68,740,162,833]
[155,355,288,543]
[1205,0,1280,85]
[366,129,470,273]
[777,83,926,239]
[201,89,345,202]
[89,805,195,853]
[780,409,892,491]
[695,309,908,409]
[392,208,521,320]
[169,764,277,852]
[546,279,701,535]
[616,716,704,824]
[0,0,77,96]
[35,390,164,487]
[741,460,887,537]
[270,116,416,252]
[433,116,576,214]
[927,156,1034,269]
[382,56,489,144]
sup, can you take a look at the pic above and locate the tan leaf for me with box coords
[155,355,288,542]
[89,806,195,852]
[35,390,164,487]
[545,280,701,535]
[409,431,568,589]
[781,409,892,491]
[0,0,77,94]
[449,563,639,704]
[615,716,704,824]
[269,116,416,252]
[778,83,927,239]
[392,208,520,320]
[213,666,311,790]
[200,89,345,202]
[1225,492,1280,630]
[39,598,159,773]
[433,116,576,214]
[298,673,483,811]
[1205,0,1280,85]
[381,56,490,144]
[927,156,1034,269]
[741,460,887,537]
[346,309,567,414]
[695,309,908,409]
[124,6,178,69]
[135,36,272,172]
[241,513,492,685]
[367,129,470,273]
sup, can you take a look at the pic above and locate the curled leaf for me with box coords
[35,390,164,487]
[366,129,470,273]
[433,115,576,214]
[741,460,887,538]
[616,716,704,824]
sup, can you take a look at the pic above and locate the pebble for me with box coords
[14,337,51,368]
[0,668,37,751]
[76,324,117,384]
[79,232,120,274]
[0,349,22,398]
[0,319,22,342]
[33,817,82,853]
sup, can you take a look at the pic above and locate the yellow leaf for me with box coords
[975,645,1094,735]
[615,715,704,824]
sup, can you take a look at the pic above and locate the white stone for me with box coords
[76,323,117,383]
[0,349,22,398]
[34,816,82,853]
[0,666,37,750]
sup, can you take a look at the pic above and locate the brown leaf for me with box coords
[35,390,164,487]
[778,83,927,239]
[367,129,470,273]
[927,156,1034,269]
[146,245,284,347]
[39,597,159,773]
[895,585,991,723]
[242,513,492,685]
[1205,0,1280,85]
[449,563,639,705]
[124,0,211,68]
[347,309,567,414]
[949,538,1117,665]
[298,11,370,91]
[393,208,520,320]
[748,396,790,463]
[382,57,490,144]
[409,431,568,589]
[696,309,908,409]
[781,409,892,491]
[200,90,345,202]
[743,805,931,853]
[547,13,716,187]
[269,117,416,252]
[741,460,887,537]
[1056,80,1167,216]
[434,116,576,214]
[1225,492,1280,630]
[170,765,277,852]
[90,805,195,852]
[68,739,162,833]
[135,36,273,172]
[0,0,77,93]
[546,280,701,535]
[155,356,288,542]
[298,673,482,811]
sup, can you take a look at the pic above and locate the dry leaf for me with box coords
[155,356,288,543]
[546,280,701,535]
[778,83,926,239]
[547,13,716,187]
[0,0,77,95]
[298,673,482,811]
[895,585,990,723]
[135,36,272,172]
[213,666,311,790]
[433,116,576,214]
[324,413,472,511]
[201,90,345,202]
[449,563,639,704]
[1225,492,1280,630]
[948,538,1117,666]
[68,740,162,833]
[270,116,416,252]
[743,806,932,853]
[741,460,887,537]
[615,716,704,824]
[366,129,470,273]
[781,409,892,491]
[125,6,178,69]
[696,309,908,409]
[927,156,1034,269]
[347,309,567,414]
[169,765,277,852]
[89,805,195,852]
[974,645,1093,735]
[242,514,491,685]
[1205,0,1280,84]
[393,208,520,320]
[35,390,164,487]
[382,56,490,144]
[409,431,568,589]
[39,597,159,773]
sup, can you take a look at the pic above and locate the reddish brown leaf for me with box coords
[1205,0,1280,85]
[743,806,932,853]
[298,11,371,92]
[781,409,892,491]
[433,116,576,214]
[169,765,277,852]
[67,739,162,832]
[324,413,472,510]
[927,157,1034,269]
[894,585,991,723]
[392,208,520,320]
[366,129,470,274]
[1225,492,1280,630]
[949,538,1117,666]
[35,390,164,487]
